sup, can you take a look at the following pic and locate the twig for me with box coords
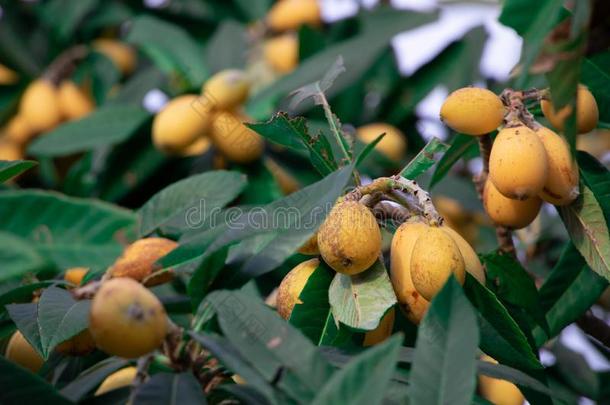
[128,354,153,403]
[474,134,516,257]
[42,45,89,85]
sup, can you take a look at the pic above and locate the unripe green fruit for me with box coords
[483,179,542,229]
[152,95,211,155]
[318,201,382,275]
[489,125,548,200]
[440,87,504,136]
[410,226,465,301]
[541,85,598,134]
[536,126,579,206]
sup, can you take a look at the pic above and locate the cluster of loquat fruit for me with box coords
[152,69,264,164]
[0,39,136,162]
[441,85,598,230]
[4,237,178,393]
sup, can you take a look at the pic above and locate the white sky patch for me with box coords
[561,324,610,371]
[143,89,169,113]
[417,118,448,141]
[144,0,169,8]
[416,85,448,120]
[320,0,360,22]
[539,348,557,367]
[392,0,437,12]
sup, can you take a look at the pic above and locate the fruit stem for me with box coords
[344,176,442,225]
[474,133,517,257]
[43,45,89,85]
[128,355,153,403]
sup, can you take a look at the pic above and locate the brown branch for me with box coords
[128,354,153,403]
[42,45,89,85]
[475,134,516,257]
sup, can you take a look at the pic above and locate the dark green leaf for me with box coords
[61,358,129,401]
[534,242,607,346]
[127,15,207,87]
[8,287,89,359]
[205,20,247,73]
[205,290,334,403]
[410,277,478,405]
[138,170,246,236]
[288,261,334,343]
[0,355,71,404]
[0,190,136,270]
[248,113,337,175]
[399,137,448,180]
[0,160,37,183]
[482,253,548,334]
[429,134,477,188]
[41,0,99,40]
[312,335,402,405]
[132,372,206,405]
[463,275,543,372]
[28,106,151,157]
[0,231,52,281]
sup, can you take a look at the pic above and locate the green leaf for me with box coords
[558,185,610,282]
[41,0,99,40]
[83,52,121,105]
[205,165,354,281]
[108,66,168,106]
[355,134,385,167]
[127,15,207,87]
[482,253,549,335]
[28,106,151,157]
[0,355,71,404]
[463,275,543,372]
[410,277,479,405]
[187,247,229,310]
[499,0,564,87]
[232,0,272,21]
[132,372,206,405]
[138,170,246,236]
[288,261,335,343]
[205,20,247,73]
[0,190,136,270]
[399,137,448,180]
[248,113,337,175]
[60,357,129,402]
[0,281,55,317]
[190,332,278,403]
[0,12,41,76]
[581,54,610,128]
[328,260,397,331]
[0,231,51,281]
[247,7,436,118]
[429,134,477,188]
[205,290,334,403]
[312,335,402,405]
[7,287,90,359]
[534,242,607,346]
[0,160,37,183]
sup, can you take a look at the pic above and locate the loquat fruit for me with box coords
[440,87,505,136]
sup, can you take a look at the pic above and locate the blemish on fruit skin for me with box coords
[267,336,281,348]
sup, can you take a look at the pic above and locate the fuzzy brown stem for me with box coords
[128,354,153,403]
